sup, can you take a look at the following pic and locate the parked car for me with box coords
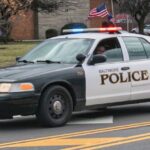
[131,24,150,35]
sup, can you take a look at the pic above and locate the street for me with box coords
[0,103,150,150]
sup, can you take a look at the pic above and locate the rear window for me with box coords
[123,37,147,60]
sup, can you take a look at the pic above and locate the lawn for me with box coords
[0,42,40,67]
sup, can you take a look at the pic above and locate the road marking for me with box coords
[69,116,113,124]
[1,133,150,150]
[80,133,150,150]
[2,138,125,148]
[0,121,150,149]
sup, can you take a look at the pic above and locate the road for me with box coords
[0,103,150,150]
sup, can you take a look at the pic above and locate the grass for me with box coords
[0,42,39,67]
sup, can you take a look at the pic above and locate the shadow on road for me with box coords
[0,103,149,130]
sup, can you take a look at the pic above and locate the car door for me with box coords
[83,37,131,106]
[122,36,150,101]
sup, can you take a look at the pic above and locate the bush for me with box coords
[61,23,87,34]
[45,29,58,39]
[0,36,8,43]
[0,26,8,43]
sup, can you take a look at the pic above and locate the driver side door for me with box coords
[83,37,131,106]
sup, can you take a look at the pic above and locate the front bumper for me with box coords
[0,92,40,118]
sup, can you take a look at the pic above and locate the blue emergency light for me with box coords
[72,28,84,33]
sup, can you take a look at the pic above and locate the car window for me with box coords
[94,38,123,62]
[21,38,94,64]
[140,38,150,58]
[123,37,147,60]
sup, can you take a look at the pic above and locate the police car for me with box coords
[0,27,150,127]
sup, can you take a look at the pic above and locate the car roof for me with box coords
[51,32,150,41]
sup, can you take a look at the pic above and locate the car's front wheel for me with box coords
[37,85,73,127]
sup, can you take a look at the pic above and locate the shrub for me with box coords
[0,25,9,43]
[45,29,58,39]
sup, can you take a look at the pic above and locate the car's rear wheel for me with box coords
[37,85,73,127]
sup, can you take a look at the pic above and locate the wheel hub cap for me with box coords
[53,101,63,115]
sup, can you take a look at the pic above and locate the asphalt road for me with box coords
[0,103,150,150]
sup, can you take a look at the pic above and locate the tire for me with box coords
[37,85,73,127]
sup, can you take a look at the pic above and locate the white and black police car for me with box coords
[0,27,150,127]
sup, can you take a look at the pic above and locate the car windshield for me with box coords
[20,38,94,64]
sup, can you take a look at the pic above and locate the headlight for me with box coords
[0,83,35,93]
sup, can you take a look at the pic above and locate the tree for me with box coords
[31,0,78,13]
[115,0,150,34]
[0,0,32,38]
[0,0,78,37]
[0,0,32,20]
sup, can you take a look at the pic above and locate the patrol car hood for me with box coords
[0,63,74,81]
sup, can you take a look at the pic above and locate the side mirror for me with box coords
[16,56,21,62]
[76,54,86,63]
[89,54,107,65]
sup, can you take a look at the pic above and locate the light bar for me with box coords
[63,27,122,34]
[63,28,100,33]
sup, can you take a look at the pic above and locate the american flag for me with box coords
[108,13,115,23]
[88,3,109,18]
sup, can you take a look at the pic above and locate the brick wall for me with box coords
[10,10,37,40]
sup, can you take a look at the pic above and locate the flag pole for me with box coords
[111,0,115,17]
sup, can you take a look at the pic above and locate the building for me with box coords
[38,0,114,39]
[11,0,150,40]
[10,0,114,40]
[38,0,90,39]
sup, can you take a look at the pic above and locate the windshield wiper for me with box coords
[37,60,61,64]
[18,60,34,64]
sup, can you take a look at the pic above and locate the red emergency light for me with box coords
[99,27,122,32]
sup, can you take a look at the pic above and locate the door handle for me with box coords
[121,67,130,71]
